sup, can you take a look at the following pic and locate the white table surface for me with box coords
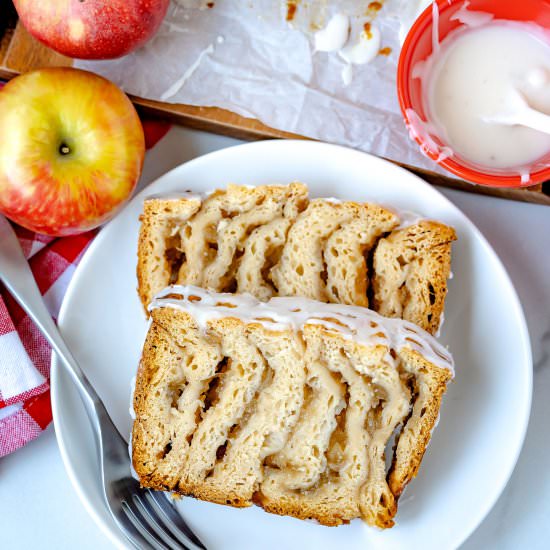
[1,126,549,550]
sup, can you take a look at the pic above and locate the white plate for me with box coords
[51,140,532,550]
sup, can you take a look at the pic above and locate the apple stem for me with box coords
[59,143,71,155]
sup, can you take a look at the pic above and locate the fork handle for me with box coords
[0,216,109,432]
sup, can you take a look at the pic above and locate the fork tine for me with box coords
[111,506,156,550]
[121,500,172,550]
[132,493,189,550]
[146,490,207,550]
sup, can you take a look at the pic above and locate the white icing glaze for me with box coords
[396,0,432,45]
[128,435,140,481]
[411,2,550,175]
[129,375,136,420]
[150,285,454,376]
[426,21,550,170]
[391,208,425,230]
[339,24,381,66]
[449,1,493,28]
[128,375,140,481]
[144,190,206,202]
[314,13,350,53]
[424,411,442,454]
[435,312,444,338]
[332,20,382,86]
[398,212,425,229]
[160,43,215,101]
[341,63,353,87]
[526,67,550,89]
[405,108,453,163]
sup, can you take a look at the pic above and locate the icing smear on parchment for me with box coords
[312,11,385,87]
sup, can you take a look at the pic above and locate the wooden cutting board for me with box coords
[1,6,549,206]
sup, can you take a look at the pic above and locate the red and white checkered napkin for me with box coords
[0,228,95,456]
[0,117,171,457]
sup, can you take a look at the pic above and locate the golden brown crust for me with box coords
[132,320,177,489]
[388,348,453,498]
[178,484,253,508]
[256,490,357,526]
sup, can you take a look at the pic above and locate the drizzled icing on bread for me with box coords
[150,285,454,376]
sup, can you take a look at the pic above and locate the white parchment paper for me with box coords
[75,0,441,173]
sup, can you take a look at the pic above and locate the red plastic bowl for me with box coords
[398,0,550,187]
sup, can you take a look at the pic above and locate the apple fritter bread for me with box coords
[137,183,456,335]
[131,286,454,528]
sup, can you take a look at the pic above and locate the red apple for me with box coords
[13,0,170,59]
[0,68,145,236]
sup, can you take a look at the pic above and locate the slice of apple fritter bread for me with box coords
[131,286,454,528]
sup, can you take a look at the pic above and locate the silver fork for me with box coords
[0,216,207,550]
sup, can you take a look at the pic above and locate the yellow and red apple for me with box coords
[13,0,170,60]
[0,67,145,236]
